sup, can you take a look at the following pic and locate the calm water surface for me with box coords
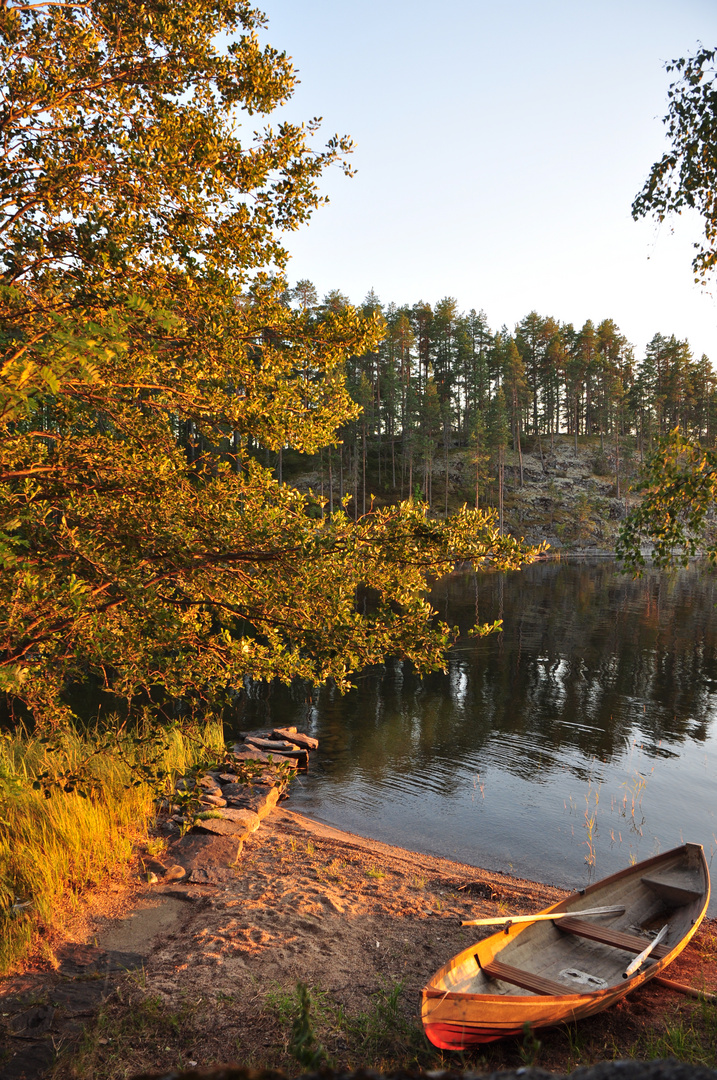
[239,561,717,908]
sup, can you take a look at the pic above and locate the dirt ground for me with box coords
[4,809,717,1079]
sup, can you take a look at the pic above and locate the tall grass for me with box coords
[0,718,226,973]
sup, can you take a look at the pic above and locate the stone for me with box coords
[1,1038,56,1080]
[243,737,309,765]
[140,856,168,876]
[46,982,107,1016]
[169,831,244,870]
[244,735,298,752]
[10,1005,55,1038]
[272,727,319,751]
[198,774,223,796]
[225,784,279,819]
[55,944,144,977]
[200,793,227,807]
[220,781,251,799]
[163,864,186,882]
[217,806,260,830]
[231,747,298,767]
[158,887,203,901]
[188,866,239,885]
[194,817,250,837]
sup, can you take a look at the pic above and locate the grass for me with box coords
[265,976,424,1071]
[0,717,226,973]
[639,997,717,1066]
[62,989,199,1079]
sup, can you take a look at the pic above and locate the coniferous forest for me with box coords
[260,284,716,522]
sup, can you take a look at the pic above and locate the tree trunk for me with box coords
[498,448,504,536]
[362,422,366,517]
[537,429,545,473]
[444,427,449,517]
[354,444,358,520]
[517,426,524,488]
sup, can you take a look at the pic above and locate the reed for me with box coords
[0,718,226,973]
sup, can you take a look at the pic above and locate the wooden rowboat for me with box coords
[421,842,709,1049]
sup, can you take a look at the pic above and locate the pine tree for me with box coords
[487,387,510,535]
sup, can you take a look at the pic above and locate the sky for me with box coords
[253,0,717,363]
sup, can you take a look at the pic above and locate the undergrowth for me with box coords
[0,717,225,973]
[266,976,425,1071]
[639,997,717,1067]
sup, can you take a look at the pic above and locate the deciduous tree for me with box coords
[1,0,533,726]
[632,46,717,282]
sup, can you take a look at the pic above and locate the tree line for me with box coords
[269,283,716,521]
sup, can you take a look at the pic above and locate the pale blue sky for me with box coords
[256,1,717,361]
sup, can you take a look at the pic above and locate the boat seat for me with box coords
[479,957,569,996]
[641,874,702,906]
[558,917,670,958]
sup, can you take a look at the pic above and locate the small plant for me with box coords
[145,837,167,859]
[318,858,346,884]
[592,452,611,476]
[289,982,329,1069]
[520,1021,542,1066]
[564,1021,587,1064]
[366,866,386,879]
[341,977,421,1062]
[583,781,601,867]
[634,991,717,1066]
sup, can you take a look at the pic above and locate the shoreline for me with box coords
[5,808,717,1079]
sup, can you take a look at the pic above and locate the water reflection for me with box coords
[238,561,717,902]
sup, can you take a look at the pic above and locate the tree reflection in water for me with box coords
[237,561,717,897]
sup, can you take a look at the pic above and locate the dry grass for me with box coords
[0,718,225,973]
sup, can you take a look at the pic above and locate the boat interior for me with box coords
[438,844,707,998]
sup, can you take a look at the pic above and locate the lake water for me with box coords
[238,560,717,909]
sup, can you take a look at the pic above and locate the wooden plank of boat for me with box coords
[421,842,710,1050]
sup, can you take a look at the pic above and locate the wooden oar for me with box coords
[623,923,668,978]
[654,975,717,1002]
[461,904,625,928]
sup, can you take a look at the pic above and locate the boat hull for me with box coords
[421,843,710,1049]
